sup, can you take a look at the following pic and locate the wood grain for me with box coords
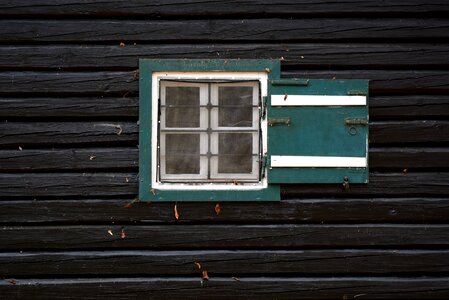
[0,148,139,171]
[1,0,448,16]
[1,198,448,224]
[0,173,138,197]
[1,277,449,300]
[1,224,449,250]
[0,122,138,147]
[1,19,448,43]
[1,44,449,70]
[0,97,138,118]
[1,249,448,276]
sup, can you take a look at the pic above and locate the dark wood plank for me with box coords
[0,122,138,147]
[2,71,449,96]
[0,148,138,171]
[1,198,449,224]
[0,97,138,118]
[1,0,448,16]
[1,249,448,277]
[2,95,448,119]
[370,147,449,169]
[1,121,447,147]
[1,19,448,43]
[2,44,449,70]
[0,173,138,198]
[370,95,449,119]
[0,72,135,95]
[1,224,449,250]
[370,121,449,144]
[1,172,449,198]
[1,147,447,172]
[2,277,449,300]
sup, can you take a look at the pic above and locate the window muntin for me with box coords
[159,80,260,183]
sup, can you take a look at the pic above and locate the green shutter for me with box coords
[267,79,369,184]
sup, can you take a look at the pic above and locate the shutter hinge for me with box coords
[268,118,291,126]
[347,90,367,96]
[270,79,309,86]
[345,118,368,126]
[262,96,268,119]
[342,176,350,191]
[260,154,268,179]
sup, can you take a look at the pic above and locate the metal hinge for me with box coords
[262,96,268,119]
[270,79,309,86]
[342,176,350,191]
[268,118,291,126]
[260,154,268,179]
[347,90,367,96]
[345,118,368,126]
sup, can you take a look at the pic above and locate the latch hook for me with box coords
[342,176,350,191]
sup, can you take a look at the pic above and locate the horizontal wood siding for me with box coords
[1,1,448,299]
[2,277,449,300]
[2,249,449,276]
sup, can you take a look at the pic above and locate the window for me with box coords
[139,59,369,201]
[159,80,260,183]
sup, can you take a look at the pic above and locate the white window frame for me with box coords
[151,71,268,191]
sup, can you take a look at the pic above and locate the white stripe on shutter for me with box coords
[271,156,367,168]
[271,95,366,106]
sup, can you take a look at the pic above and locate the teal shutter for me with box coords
[267,79,369,184]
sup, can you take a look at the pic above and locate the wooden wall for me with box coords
[1,1,449,298]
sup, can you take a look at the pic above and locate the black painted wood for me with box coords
[1,172,448,198]
[1,224,449,250]
[1,198,448,224]
[370,95,449,119]
[370,121,449,144]
[1,19,448,43]
[0,148,139,171]
[0,97,138,118]
[1,249,448,277]
[0,122,138,147]
[2,277,449,300]
[1,0,448,17]
[0,72,136,95]
[2,71,449,96]
[1,44,449,70]
[369,147,449,169]
[0,173,138,198]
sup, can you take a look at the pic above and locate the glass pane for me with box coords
[218,133,252,173]
[165,134,200,174]
[165,87,200,128]
[218,86,253,127]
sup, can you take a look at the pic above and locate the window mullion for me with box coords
[207,83,212,180]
